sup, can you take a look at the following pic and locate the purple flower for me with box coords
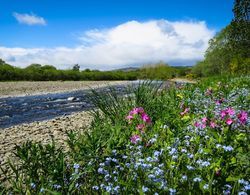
[141,113,151,124]
[238,111,248,125]
[130,135,141,144]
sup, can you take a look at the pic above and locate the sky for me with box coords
[0,0,234,70]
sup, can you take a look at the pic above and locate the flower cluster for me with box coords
[126,107,152,144]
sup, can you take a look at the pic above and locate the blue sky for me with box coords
[0,0,234,69]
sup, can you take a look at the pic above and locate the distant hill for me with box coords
[114,67,139,72]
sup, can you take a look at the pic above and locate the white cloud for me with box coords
[0,19,215,70]
[13,12,47,26]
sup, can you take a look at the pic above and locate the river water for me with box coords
[0,84,129,128]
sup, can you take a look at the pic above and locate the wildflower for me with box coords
[187,165,195,170]
[73,163,80,169]
[210,121,217,128]
[92,186,99,190]
[181,108,189,116]
[130,107,144,115]
[203,184,209,190]
[142,186,149,192]
[193,177,202,182]
[169,188,176,194]
[53,184,61,190]
[216,98,224,105]
[98,167,107,174]
[224,184,232,189]
[194,121,200,127]
[238,192,247,195]
[238,111,248,124]
[223,145,233,152]
[238,179,249,185]
[201,123,206,129]
[226,107,235,116]
[220,110,227,119]
[202,117,207,123]
[226,118,233,125]
[30,183,36,189]
[136,124,145,132]
[130,134,141,144]
[114,186,120,192]
[154,150,162,157]
[40,188,45,193]
[182,175,187,181]
[169,148,177,155]
[141,113,151,124]
[126,115,133,120]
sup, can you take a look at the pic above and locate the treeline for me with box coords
[192,0,250,77]
[0,60,191,81]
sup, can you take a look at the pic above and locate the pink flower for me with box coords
[136,124,145,131]
[126,115,133,120]
[215,98,224,105]
[220,110,227,119]
[226,107,235,116]
[194,121,200,127]
[226,118,233,125]
[201,123,206,129]
[237,111,248,124]
[129,107,144,115]
[180,108,189,116]
[201,117,207,123]
[130,135,141,144]
[141,113,151,124]
[210,121,216,128]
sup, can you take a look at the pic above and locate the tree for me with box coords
[228,0,250,58]
[0,59,6,65]
[72,64,80,71]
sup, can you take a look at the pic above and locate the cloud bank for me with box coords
[1,19,215,70]
[13,12,47,26]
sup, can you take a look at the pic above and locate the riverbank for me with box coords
[0,81,130,98]
[0,110,93,177]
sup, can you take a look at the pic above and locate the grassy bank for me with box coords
[0,76,249,194]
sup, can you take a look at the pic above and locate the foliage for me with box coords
[192,0,250,77]
[0,60,190,81]
[1,76,249,194]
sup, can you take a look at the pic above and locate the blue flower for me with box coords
[193,177,202,182]
[187,165,195,170]
[223,145,233,152]
[203,184,209,190]
[30,183,36,189]
[169,188,176,194]
[73,163,80,169]
[92,186,99,190]
[40,188,45,193]
[142,186,149,192]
